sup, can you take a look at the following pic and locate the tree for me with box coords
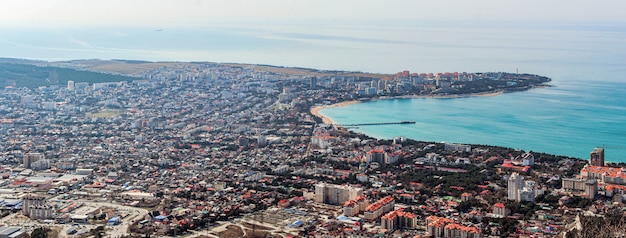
[497,218,518,238]
[31,227,47,238]
[456,199,485,213]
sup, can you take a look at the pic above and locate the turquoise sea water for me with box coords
[312,25,626,163]
[1,22,625,161]
[321,80,626,162]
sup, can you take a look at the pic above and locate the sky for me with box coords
[1,0,625,72]
[1,0,625,28]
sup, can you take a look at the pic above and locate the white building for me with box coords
[68,80,75,90]
[508,172,536,203]
[522,153,534,166]
[508,172,524,201]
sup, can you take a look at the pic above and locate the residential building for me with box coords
[508,172,524,200]
[562,178,598,199]
[444,223,482,238]
[444,143,471,152]
[492,203,509,217]
[580,165,626,185]
[315,183,363,205]
[22,195,54,219]
[363,196,394,221]
[590,147,604,166]
[508,172,536,203]
[343,195,367,216]
[381,210,417,231]
[522,152,534,166]
[23,153,44,169]
[364,150,384,164]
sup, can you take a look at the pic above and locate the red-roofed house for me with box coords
[492,203,509,217]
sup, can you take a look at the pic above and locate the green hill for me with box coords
[0,63,139,88]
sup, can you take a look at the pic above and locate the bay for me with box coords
[320,79,626,162]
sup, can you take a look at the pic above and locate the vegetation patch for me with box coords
[93,109,123,118]
[0,62,139,88]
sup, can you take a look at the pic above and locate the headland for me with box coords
[311,71,550,125]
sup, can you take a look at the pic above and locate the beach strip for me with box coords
[310,100,360,125]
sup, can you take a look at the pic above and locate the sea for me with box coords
[317,22,626,162]
[1,21,625,161]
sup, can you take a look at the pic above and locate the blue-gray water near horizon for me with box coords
[1,22,625,161]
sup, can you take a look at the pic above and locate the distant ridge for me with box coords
[0,57,45,64]
[0,62,139,88]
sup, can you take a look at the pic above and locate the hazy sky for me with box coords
[1,0,624,28]
[1,0,624,72]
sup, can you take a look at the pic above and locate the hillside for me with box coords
[0,62,139,88]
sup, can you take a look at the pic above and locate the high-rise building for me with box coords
[590,147,604,166]
[23,195,54,219]
[508,173,536,203]
[584,179,598,199]
[23,153,44,169]
[67,80,75,90]
[364,149,384,163]
[519,181,536,203]
[310,77,317,89]
[507,172,524,201]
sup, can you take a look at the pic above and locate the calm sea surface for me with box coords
[309,24,626,162]
[321,80,626,162]
[1,22,625,161]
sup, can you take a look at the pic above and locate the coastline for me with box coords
[310,100,361,125]
[309,90,505,124]
[375,90,504,100]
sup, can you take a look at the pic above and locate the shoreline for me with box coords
[309,90,505,124]
[307,86,619,162]
[310,100,361,125]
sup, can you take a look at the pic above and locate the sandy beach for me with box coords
[310,100,361,124]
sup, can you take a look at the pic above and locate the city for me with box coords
[0,60,623,238]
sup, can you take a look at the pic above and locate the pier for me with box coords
[336,121,415,127]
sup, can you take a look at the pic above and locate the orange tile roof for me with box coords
[343,195,367,207]
[426,216,454,227]
[382,210,417,220]
[367,149,385,154]
[365,196,394,212]
[606,184,626,191]
[444,223,481,233]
